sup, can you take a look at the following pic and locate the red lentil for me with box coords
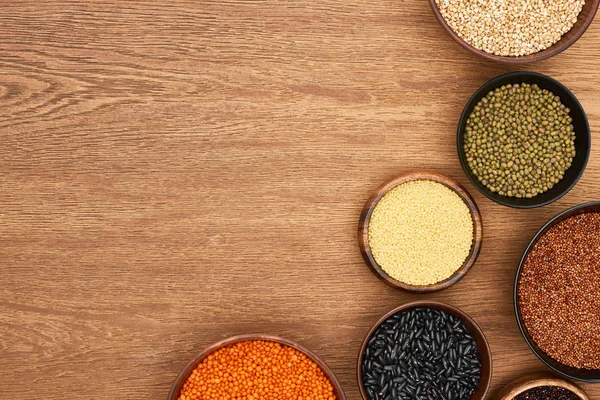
[178,340,337,400]
[518,213,600,370]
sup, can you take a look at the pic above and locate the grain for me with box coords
[178,340,336,400]
[434,0,585,56]
[464,83,576,198]
[368,180,473,286]
[362,307,482,400]
[514,386,580,400]
[518,213,600,370]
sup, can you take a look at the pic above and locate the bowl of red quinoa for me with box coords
[514,202,600,382]
[168,334,347,400]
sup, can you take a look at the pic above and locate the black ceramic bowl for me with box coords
[457,72,590,208]
[514,202,600,382]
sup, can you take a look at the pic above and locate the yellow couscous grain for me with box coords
[368,180,473,286]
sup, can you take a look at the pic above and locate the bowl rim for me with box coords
[457,71,591,209]
[428,0,600,63]
[513,201,600,382]
[356,301,492,400]
[167,334,347,400]
[495,372,590,400]
[358,171,483,293]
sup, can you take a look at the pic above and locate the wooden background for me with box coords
[1,1,599,399]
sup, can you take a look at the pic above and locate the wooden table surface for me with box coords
[1,1,599,399]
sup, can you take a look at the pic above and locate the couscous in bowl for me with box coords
[358,171,482,293]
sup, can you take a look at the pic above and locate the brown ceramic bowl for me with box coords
[357,301,492,400]
[495,372,589,400]
[429,0,600,63]
[358,171,483,293]
[168,334,347,400]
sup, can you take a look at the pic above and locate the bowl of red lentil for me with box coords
[168,334,346,400]
[495,373,590,400]
[514,202,600,382]
[358,171,483,293]
[429,0,600,63]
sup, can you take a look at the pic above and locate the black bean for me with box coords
[439,342,446,355]
[362,307,482,400]
[382,383,390,395]
[401,339,410,350]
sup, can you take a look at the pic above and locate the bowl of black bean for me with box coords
[357,301,492,400]
[457,72,590,208]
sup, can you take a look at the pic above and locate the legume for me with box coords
[464,83,575,198]
[518,212,600,370]
[368,180,473,286]
[514,386,580,400]
[362,307,482,400]
[434,0,585,57]
[178,340,336,400]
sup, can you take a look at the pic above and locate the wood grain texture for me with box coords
[1,1,599,399]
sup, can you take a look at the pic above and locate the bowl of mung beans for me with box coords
[168,334,346,400]
[495,373,590,400]
[429,0,599,63]
[515,202,600,382]
[357,301,492,400]
[358,171,483,293]
[458,72,590,208]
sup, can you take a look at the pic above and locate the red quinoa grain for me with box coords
[518,212,600,370]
